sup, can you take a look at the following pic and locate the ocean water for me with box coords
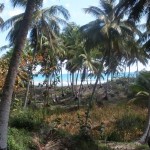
[33,72,137,86]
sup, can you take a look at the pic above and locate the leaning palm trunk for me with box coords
[139,91,150,143]
[24,77,31,108]
[78,67,86,108]
[24,52,36,109]
[90,61,104,107]
[85,66,102,125]
[0,0,36,149]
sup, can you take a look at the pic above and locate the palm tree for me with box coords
[129,71,150,143]
[81,0,139,106]
[117,0,150,25]
[2,4,70,108]
[117,0,150,56]
[1,4,70,46]
[0,0,40,149]
[62,23,84,96]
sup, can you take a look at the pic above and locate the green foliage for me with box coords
[11,97,22,111]
[98,144,112,150]
[77,111,92,139]
[107,113,145,142]
[8,128,35,150]
[128,71,150,106]
[128,84,144,98]
[135,144,149,150]
[128,91,149,107]
[72,135,99,150]
[9,110,44,131]
[136,71,150,91]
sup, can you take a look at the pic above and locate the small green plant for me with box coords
[107,113,145,142]
[8,128,35,150]
[9,110,44,131]
[77,111,92,139]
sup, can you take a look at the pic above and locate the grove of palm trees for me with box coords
[0,0,150,149]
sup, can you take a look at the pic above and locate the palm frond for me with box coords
[6,19,23,44]
[10,0,43,9]
[0,3,4,13]
[45,5,70,20]
[1,13,24,31]
[83,6,106,18]
[100,0,113,14]
[80,20,105,49]
[128,0,146,22]
[10,0,27,8]
[0,45,11,51]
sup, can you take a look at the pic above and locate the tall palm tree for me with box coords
[81,0,139,105]
[0,0,40,149]
[2,4,70,108]
[62,23,84,96]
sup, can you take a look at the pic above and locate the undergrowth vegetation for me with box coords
[8,88,147,149]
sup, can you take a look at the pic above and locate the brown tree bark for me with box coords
[0,0,36,149]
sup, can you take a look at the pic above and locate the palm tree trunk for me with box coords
[60,61,64,97]
[139,91,150,143]
[71,73,75,96]
[124,65,126,78]
[106,73,109,99]
[78,67,86,108]
[90,61,104,107]
[24,77,31,108]
[128,65,131,84]
[24,53,36,108]
[76,70,79,87]
[136,60,139,77]
[67,71,70,87]
[0,0,36,149]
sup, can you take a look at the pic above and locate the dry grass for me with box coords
[45,102,147,142]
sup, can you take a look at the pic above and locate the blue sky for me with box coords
[0,0,149,71]
[0,0,99,48]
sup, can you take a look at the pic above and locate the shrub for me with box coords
[9,110,43,131]
[8,128,35,150]
[107,113,145,142]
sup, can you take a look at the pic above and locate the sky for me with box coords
[0,0,149,72]
[0,0,99,48]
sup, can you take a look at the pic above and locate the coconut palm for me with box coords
[128,71,150,143]
[1,4,70,46]
[0,0,40,149]
[3,4,70,108]
[81,0,140,105]
[62,23,84,96]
